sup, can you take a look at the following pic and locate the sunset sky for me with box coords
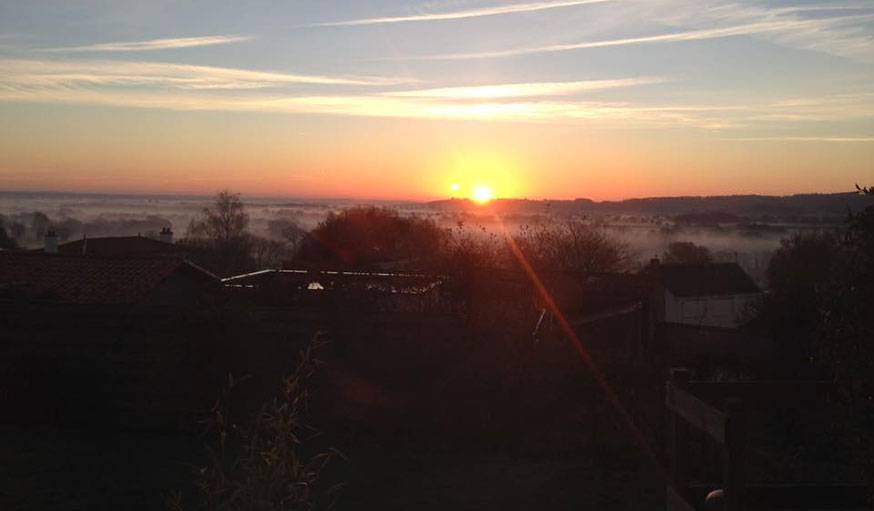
[0,0,872,200]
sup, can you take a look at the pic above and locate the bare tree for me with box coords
[188,190,249,243]
[662,241,712,264]
[185,191,254,276]
[514,221,630,274]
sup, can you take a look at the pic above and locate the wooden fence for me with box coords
[665,368,869,511]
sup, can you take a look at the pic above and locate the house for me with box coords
[0,250,217,306]
[36,228,185,258]
[0,250,221,429]
[644,260,761,328]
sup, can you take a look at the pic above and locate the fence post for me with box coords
[724,398,746,511]
[668,368,691,500]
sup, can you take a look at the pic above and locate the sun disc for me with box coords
[472,185,493,204]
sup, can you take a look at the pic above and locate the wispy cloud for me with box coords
[0,58,415,89]
[688,2,874,61]
[0,87,728,127]
[409,15,866,60]
[384,77,668,99]
[724,136,874,143]
[0,63,702,125]
[0,58,871,132]
[41,35,252,52]
[0,86,864,132]
[309,0,609,26]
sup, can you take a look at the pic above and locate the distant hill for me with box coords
[426,192,874,222]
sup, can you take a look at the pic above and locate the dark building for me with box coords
[1,251,215,305]
[0,250,220,429]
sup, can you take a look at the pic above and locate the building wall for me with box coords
[663,290,760,328]
[0,302,202,429]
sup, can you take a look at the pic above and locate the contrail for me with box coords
[310,0,609,27]
[42,35,252,52]
[410,16,863,60]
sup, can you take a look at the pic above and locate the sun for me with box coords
[472,185,493,204]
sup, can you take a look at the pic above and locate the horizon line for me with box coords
[0,187,865,204]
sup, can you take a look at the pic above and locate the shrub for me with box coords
[187,335,342,511]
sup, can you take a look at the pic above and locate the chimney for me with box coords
[159,227,174,244]
[44,230,58,254]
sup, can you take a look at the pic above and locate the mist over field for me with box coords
[4,190,864,286]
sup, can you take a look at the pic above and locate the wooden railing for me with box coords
[667,368,745,511]
[665,368,869,511]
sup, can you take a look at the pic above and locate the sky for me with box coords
[0,0,872,201]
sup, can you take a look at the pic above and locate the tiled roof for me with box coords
[0,251,216,305]
[650,262,760,297]
[49,236,186,257]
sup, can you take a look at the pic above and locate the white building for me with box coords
[646,261,762,329]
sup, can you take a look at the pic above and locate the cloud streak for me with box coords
[0,87,725,127]
[0,58,415,89]
[0,58,871,132]
[404,14,871,60]
[310,0,609,26]
[42,35,252,52]
[1,81,870,132]
[384,77,668,99]
[725,136,874,143]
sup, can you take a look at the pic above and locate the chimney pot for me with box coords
[159,226,174,244]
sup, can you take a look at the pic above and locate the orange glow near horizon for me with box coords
[0,106,870,202]
[435,149,526,201]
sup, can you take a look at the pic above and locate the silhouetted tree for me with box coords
[52,217,83,242]
[662,241,712,264]
[188,190,250,243]
[30,211,49,241]
[0,225,16,250]
[8,220,25,241]
[514,221,630,274]
[294,207,447,270]
[266,218,307,248]
[816,185,874,490]
[251,237,286,269]
[185,191,254,276]
[763,231,840,376]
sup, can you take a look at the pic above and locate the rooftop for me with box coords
[39,236,186,257]
[0,251,217,305]
[223,268,443,295]
[647,262,760,297]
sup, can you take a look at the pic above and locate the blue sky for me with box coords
[0,1,872,199]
